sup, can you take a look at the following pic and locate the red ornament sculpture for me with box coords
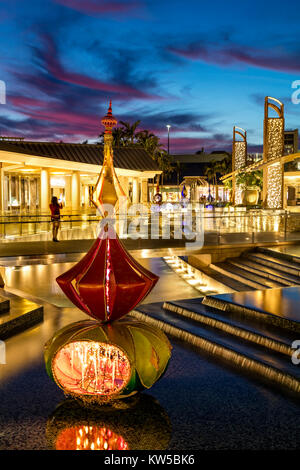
[56,228,158,322]
[56,102,158,323]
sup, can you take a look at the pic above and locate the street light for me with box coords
[166,125,171,155]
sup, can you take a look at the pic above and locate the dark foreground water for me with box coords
[0,255,299,450]
[0,335,300,450]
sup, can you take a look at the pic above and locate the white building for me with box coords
[0,140,160,213]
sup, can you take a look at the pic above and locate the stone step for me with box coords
[0,291,43,339]
[163,299,297,357]
[0,296,10,314]
[132,303,300,395]
[249,253,300,277]
[257,247,300,266]
[228,258,294,287]
[202,289,300,334]
[190,263,253,292]
[210,262,272,289]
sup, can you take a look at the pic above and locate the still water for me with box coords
[3,256,200,307]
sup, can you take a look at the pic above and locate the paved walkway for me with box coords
[0,237,300,259]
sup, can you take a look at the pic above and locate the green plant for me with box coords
[236,170,262,190]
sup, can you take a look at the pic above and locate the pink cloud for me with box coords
[54,0,142,16]
[40,35,160,100]
[8,96,48,108]
[168,43,300,74]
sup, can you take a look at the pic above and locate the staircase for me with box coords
[208,246,300,291]
[132,247,300,395]
[132,295,300,396]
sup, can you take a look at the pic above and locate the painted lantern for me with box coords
[44,318,172,403]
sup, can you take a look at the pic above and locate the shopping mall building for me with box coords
[0,139,161,213]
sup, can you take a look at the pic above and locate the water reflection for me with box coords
[47,394,171,450]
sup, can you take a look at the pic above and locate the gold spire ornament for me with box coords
[91,101,125,213]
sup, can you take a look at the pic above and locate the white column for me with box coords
[71,172,81,211]
[40,168,50,213]
[64,175,71,210]
[118,175,129,199]
[132,178,139,204]
[0,164,3,213]
[84,185,89,208]
[140,179,148,203]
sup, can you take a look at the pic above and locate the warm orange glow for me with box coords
[56,425,129,450]
[52,341,131,397]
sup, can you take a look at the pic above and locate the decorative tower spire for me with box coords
[91,101,125,211]
[56,101,159,324]
[101,100,117,135]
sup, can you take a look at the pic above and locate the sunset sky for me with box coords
[0,0,299,153]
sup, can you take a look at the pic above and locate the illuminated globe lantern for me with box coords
[44,101,172,404]
[44,319,171,403]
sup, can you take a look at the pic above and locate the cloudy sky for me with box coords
[0,0,299,153]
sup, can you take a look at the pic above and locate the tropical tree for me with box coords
[155,149,174,186]
[204,160,220,200]
[112,127,126,148]
[119,120,141,145]
[236,170,263,190]
[97,119,174,183]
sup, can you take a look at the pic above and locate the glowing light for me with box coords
[56,426,129,451]
[266,162,283,209]
[263,97,284,209]
[52,341,131,398]
[234,141,247,170]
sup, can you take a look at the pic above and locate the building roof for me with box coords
[0,140,159,172]
[171,152,230,163]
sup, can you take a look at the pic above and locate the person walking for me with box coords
[49,196,63,242]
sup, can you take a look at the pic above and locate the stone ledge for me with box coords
[0,294,43,339]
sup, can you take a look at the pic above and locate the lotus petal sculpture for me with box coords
[44,319,172,403]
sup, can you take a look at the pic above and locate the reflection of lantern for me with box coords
[56,426,128,450]
[44,318,172,403]
[47,395,171,450]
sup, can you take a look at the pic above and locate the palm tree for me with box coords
[204,165,214,201]
[119,120,141,145]
[175,160,181,186]
[156,149,174,186]
[112,127,125,148]
[205,160,221,200]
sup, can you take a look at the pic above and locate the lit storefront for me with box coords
[0,140,160,213]
[154,183,229,203]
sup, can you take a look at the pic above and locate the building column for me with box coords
[40,168,50,213]
[118,175,129,199]
[71,172,81,211]
[140,179,148,203]
[132,178,139,204]
[0,164,3,213]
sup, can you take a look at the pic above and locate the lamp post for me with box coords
[166,125,171,155]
